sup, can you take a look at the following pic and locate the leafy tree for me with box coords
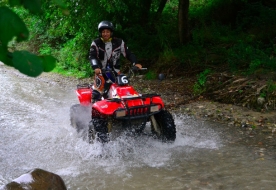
[3,0,275,79]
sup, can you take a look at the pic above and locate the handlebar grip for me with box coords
[132,66,147,71]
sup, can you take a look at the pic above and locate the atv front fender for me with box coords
[146,96,164,108]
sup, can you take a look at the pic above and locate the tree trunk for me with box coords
[156,0,168,19]
[178,0,190,44]
[140,0,152,27]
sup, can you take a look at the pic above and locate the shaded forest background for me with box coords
[2,0,276,80]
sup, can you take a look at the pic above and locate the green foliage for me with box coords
[0,0,67,77]
[13,0,105,77]
[258,80,276,103]
[13,50,56,77]
[39,43,52,55]
[227,42,276,74]
[9,0,42,14]
[54,32,92,78]
[197,69,211,86]
[122,25,165,61]
[0,6,29,46]
[2,0,276,79]
[10,0,181,77]
[260,92,266,98]
[267,80,276,93]
[193,69,211,95]
[237,2,276,39]
[41,55,56,72]
[144,71,157,80]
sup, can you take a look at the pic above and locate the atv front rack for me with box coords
[109,93,163,120]
[107,93,160,102]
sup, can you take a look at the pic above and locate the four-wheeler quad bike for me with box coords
[70,66,176,143]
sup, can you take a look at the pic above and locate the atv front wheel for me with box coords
[150,110,176,141]
[89,117,109,143]
[88,120,96,143]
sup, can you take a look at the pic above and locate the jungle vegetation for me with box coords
[0,0,276,79]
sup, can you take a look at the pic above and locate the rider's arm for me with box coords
[120,40,137,66]
[89,40,101,70]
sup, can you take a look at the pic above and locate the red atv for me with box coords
[70,66,176,143]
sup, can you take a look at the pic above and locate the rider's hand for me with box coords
[131,64,142,72]
[134,64,142,69]
[94,68,101,75]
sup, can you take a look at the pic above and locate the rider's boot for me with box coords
[92,90,102,103]
[102,82,112,99]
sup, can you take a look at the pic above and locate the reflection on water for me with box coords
[0,65,275,190]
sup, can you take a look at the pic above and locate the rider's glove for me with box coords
[132,66,139,72]
[133,63,142,69]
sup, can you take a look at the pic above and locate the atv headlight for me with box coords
[115,109,126,118]
[150,105,159,112]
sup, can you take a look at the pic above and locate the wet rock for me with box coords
[257,97,265,105]
[0,168,67,190]
[228,121,234,126]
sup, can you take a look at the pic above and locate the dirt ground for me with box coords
[133,75,276,150]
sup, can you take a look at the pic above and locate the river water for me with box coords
[0,64,275,190]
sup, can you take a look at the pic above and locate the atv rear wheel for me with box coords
[89,117,109,143]
[150,110,176,141]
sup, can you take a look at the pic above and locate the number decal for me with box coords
[121,76,128,84]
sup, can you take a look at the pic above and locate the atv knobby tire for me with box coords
[151,110,176,141]
[88,120,96,143]
[89,117,109,143]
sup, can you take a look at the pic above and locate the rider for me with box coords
[89,20,137,102]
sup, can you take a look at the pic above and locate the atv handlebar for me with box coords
[131,66,146,71]
[99,64,147,82]
[128,65,147,78]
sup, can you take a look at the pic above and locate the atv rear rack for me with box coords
[77,83,92,89]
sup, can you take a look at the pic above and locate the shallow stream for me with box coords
[0,64,275,190]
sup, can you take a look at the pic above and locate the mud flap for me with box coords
[150,115,161,135]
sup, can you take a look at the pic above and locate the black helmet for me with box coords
[98,21,114,33]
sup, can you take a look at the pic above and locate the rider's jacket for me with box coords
[89,37,137,73]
